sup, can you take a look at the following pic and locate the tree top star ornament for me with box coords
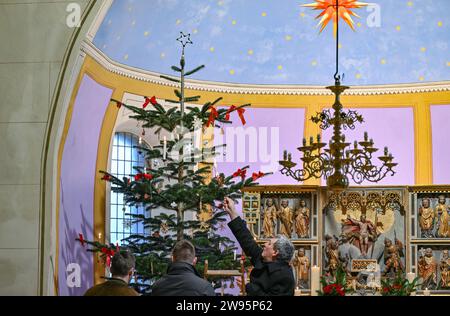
[302,0,368,35]
[176,31,193,55]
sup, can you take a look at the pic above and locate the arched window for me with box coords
[109,132,148,245]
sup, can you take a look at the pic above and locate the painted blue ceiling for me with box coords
[94,0,450,86]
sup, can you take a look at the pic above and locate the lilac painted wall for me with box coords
[58,75,112,296]
[431,105,450,184]
[215,107,306,187]
[322,107,415,185]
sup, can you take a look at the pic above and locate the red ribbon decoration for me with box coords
[233,168,247,180]
[135,173,153,181]
[101,174,111,181]
[225,105,236,121]
[142,97,151,108]
[101,247,115,268]
[225,106,246,125]
[143,96,157,109]
[252,171,265,181]
[237,108,246,125]
[206,107,219,127]
[78,233,85,247]
[114,101,123,109]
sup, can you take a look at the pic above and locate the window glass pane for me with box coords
[112,146,117,160]
[110,132,150,245]
[118,146,125,162]
[117,133,124,146]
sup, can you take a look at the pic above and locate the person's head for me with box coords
[422,198,430,208]
[281,200,289,208]
[262,235,294,263]
[438,195,446,204]
[360,215,366,222]
[266,198,273,207]
[300,200,306,207]
[425,248,433,257]
[442,250,449,259]
[110,251,136,283]
[172,240,197,266]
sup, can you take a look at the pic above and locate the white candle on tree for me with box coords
[163,136,167,159]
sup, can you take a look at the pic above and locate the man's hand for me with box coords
[223,197,239,220]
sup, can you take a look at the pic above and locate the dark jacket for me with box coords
[84,278,139,296]
[228,216,295,296]
[151,262,215,296]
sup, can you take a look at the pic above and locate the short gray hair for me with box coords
[274,235,295,263]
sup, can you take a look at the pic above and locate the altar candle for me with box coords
[423,288,430,296]
[233,250,237,261]
[311,265,320,296]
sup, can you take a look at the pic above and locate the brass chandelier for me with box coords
[280,0,397,191]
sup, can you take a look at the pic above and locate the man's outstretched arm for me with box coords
[224,197,262,263]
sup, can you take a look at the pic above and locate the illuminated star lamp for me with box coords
[302,0,368,35]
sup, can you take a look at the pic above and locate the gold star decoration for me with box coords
[197,206,213,232]
[302,0,368,34]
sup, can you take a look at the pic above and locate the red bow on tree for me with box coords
[135,173,153,181]
[143,96,157,109]
[114,101,123,109]
[241,255,246,261]
[233,168,247,180]
[206,107,219,127]
[101,247,115,267]
[225,105,236,121]
[225,106,246,125]
[78,233,86,247]
[101,174,111,181]
[252,171,265,181]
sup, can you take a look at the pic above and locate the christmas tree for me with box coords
[77,32,268,294]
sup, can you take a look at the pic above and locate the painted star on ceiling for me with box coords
[302,0,368,34]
